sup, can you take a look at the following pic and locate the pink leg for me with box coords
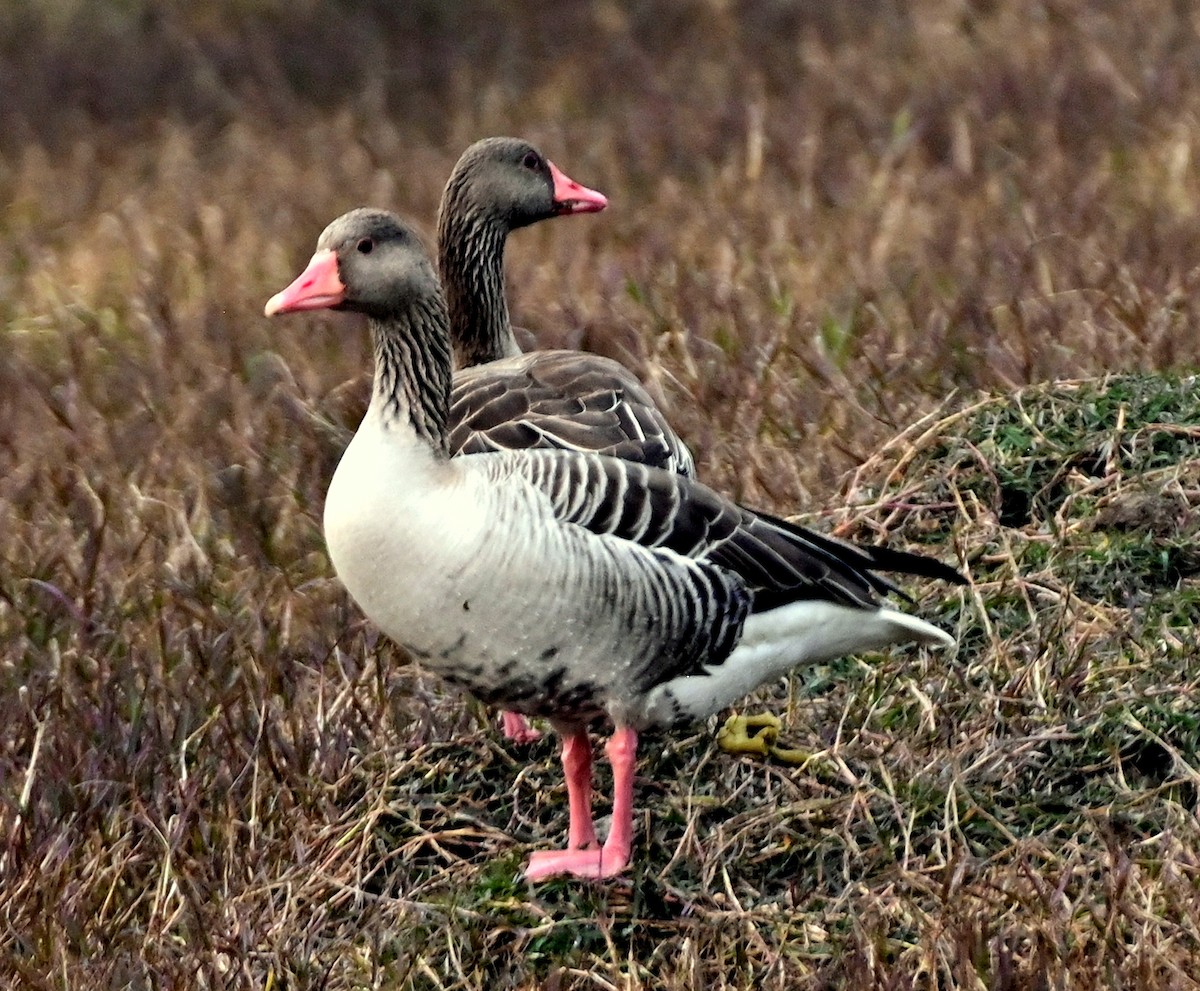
[561,730,598,850]
[524,726,639,881]
[501,711,541,744]
[599,726,637,871]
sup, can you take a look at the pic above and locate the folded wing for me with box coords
[449,351,696,477]
[495,448,964,615]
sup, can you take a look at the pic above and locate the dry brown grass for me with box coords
[3,1,1200,988]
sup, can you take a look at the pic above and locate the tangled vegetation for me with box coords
[3,2,1200,988]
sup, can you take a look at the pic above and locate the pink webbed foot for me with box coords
[523,842,632,881]
[501,711,541,744]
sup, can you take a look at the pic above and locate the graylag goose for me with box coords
[265,209,963,881]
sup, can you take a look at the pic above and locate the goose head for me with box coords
[442,137,608,232]
[265,209,436,319]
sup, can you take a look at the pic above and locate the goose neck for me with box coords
[367,296,453,455]
[437,203,520,368]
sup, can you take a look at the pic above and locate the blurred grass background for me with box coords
[2,1,1200,988]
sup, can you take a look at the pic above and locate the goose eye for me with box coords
[356,238,374,254]
[521,151,540,171]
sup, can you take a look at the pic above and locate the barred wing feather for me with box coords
[449,351,696,477]
[497,449,965,614]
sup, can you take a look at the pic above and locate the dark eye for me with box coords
[521,151,540,170]
[356,238,374,254]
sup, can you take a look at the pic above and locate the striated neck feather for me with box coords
[368,293,454,455]
[437,186,520,369]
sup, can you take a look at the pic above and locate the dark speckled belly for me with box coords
[439,663,608,725]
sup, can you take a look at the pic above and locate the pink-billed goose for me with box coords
[264,210,963,881]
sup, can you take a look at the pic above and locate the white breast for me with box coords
[322,411,650,705]
[324,414,488,653]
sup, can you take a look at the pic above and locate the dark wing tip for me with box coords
[858,544,968,586]
[739,509,966,609]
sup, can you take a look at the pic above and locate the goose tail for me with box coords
[643,601,955,726]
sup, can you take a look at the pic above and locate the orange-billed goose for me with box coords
[264,209,963,881]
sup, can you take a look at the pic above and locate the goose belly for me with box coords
[420,531,640,721]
